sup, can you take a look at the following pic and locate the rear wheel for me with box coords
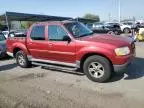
[123,28,130,34]
[107,31,115,35]
[114,31,119,35]
[16,50,31,68]
[83,55,112,83]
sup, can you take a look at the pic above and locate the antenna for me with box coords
[118,0,121,23]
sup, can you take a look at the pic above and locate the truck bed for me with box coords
[7,37,26,55]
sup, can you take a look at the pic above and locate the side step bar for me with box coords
[31,58,79,68]
[32,62,78,72]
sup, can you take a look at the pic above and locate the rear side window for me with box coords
[30,25,45,40]
[48,25,68,41]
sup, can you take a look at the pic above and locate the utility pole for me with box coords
[118,0,121,23]
[108,13,111,22]
[5,12,10,31]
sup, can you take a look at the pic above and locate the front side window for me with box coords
[30,25,45,40]
[48,25,68,41]
[64,22,94,38]
[0,34,6,41]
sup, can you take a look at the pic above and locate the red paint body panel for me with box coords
[6,37,30,55]
[7,21,135,66]
[47,41,76,63]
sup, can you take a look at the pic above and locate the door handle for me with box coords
[49,43,53,47]
[29,42,32,45]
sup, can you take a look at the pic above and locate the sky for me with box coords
[0,0,144,21]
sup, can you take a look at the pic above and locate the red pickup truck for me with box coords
[7,21,135,82]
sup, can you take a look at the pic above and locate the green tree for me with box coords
[83,13,100,21]
[20,21,35,29]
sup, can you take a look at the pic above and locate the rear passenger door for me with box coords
[47,25,76,63]
[27,25,49,59]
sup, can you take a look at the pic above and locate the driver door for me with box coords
[47,25,76,63]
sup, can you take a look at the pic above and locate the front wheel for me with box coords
[123,28,130,34]
[83,55,112,83]
[16,50,31,68]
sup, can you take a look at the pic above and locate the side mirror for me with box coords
[63,36,71,42]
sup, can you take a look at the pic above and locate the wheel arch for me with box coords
[123,27,130,32]
[12,43,30,58]
[13,47,23,58]
[80,52,113,70]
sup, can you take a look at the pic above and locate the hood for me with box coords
[80,34,132,47]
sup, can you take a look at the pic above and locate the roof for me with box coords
[75,18,99,23]
[32,20,98,26]
[0,12,99,23]
[0,12,72,21]
[30,21,82,26]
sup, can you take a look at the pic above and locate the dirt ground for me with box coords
[0,42,144,108]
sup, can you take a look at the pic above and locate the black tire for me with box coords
[83,55,112,83]
[114,31,119,35]
[123,28,130,34]
[107,31,115,35]
[16,50,31,68]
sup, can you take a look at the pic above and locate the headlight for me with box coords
[115,46,130,56]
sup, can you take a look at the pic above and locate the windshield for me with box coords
[122,22,133,25]
[64,22,94,38]
[127,23,133,25]
[0,34,6,41]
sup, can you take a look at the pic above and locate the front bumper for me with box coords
[113,60,132,73]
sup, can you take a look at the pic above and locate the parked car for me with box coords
[86,23,113,34]
[7,21,135,83]
[2,31,9,38]
[120,22,136,34]
[8,30,27,38]
[0,33,6,58]
[86,22,121,35]
[104,22,122,35]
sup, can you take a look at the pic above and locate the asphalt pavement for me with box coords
[0,42,144,108]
